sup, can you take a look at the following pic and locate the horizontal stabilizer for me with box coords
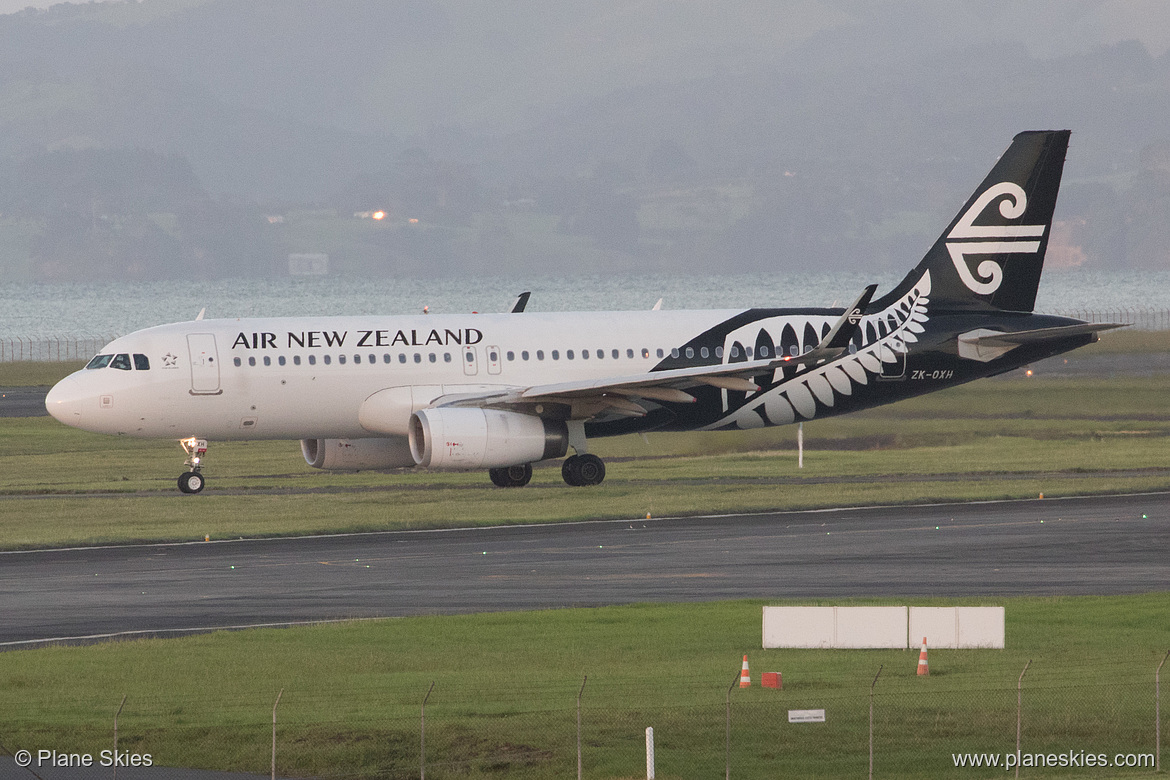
[958,322,1126,362]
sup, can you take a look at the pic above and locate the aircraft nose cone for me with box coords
[45,372,90,427]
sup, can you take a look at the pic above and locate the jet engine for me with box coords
[408,408,568,469]
[301,437,415,470]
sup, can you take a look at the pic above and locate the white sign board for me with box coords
[788,709,826,723]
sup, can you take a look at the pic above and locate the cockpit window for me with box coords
[86,354,113,369]
[110,353,132,371]
[133,354,150,370]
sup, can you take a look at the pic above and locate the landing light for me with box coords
[372,211,386,220]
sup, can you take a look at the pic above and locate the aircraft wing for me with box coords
[433,286,878,420]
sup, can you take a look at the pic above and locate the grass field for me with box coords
[1,595,1167,778]
[3,369,1170,549]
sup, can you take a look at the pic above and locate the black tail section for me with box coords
[873,130,1071,313]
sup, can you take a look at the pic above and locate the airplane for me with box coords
[46,130,1121,493]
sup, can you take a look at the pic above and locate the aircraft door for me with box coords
[187,333,222,394]
[462,346,479,376]
[879,336,907,380]
[486,345,502,375]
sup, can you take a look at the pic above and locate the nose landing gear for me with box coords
[178,437,208,494]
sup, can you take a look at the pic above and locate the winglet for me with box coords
[509,292,531,313]
[781,284,877,365]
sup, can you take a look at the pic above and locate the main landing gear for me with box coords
[489,463,533,488]
[178,437,208,494]
[562,454,605,487]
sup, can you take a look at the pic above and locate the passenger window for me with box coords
[610,349,617,359]
[522,350,530,361]
[626,349,633,359]
[324,355,332,365]
[263,356,271,366]
[309,355,317,365]
[248,357,256,367]
[233,357,241,367]
[294,356,302,365]
[278,356,286,366]
[86,354,113,369]
[133,354,150,370]
[368,354,375,364]
[414,354,422,363]
[506,351,514,361]
[429,353,437,363]
[715,346,723,358]
[383,354,391,364]
[640,348,648,359]
[444,353,452,363]
[745,347,753,358]
[110,353,132,370]
[465,351,474,363]
[399,354,407,364]
[670,348,679,359]
[537,350,544,360]
[685,347,694,359]
[353,354,361,364]
[339,355,347,365]
[759,346,769,357]
[730,346,739,358]
[656,348,664,358]
[790,346,799,357]
[552,350,560,360]
[700,347,708,359]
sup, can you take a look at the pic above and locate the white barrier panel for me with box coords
[907,607,1004,649]
[763,606,835,648]
[763,606,905,649]
[835,606,908,649]
[764,606,1005,649]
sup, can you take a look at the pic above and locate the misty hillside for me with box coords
[2,0,1170,282]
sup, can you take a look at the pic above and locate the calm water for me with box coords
[1,270,1167,337]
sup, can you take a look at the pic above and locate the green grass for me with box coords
[1,596,1166,778]
[4,373,1170,548]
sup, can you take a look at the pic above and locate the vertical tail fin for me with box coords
[874,130,1071,313]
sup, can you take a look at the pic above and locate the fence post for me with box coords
[1158,650,1169,773]
[726,671,739,780]
[271,688,282,780]
[645,727,654,780]
[420,681,435,780]
[113,695,126,780]
[1016,660,1030,780]
[577,675,587,780]
[869,665,882,780]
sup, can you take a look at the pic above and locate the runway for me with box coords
[3,492,1167,646]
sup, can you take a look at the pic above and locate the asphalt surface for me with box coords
[3,492,1167,647]
[0,386,49,417]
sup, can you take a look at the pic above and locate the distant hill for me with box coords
[2,0,1170,281]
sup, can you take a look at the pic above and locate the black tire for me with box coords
[576,454,605,486]
[562,455,582,486]
[489,464,532,488]
[178,471,205,494]
[504,463,533,487]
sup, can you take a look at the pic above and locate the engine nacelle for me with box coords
[301,437,415,471]
[408,408,568,469]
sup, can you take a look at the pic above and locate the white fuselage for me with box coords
[45,309,767,440]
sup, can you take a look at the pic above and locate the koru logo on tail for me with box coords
[946,182,1046,294]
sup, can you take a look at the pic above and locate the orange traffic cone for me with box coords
[917,637,929,676]
[739,655,751,687]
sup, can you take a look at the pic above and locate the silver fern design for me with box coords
[708,271,932,430]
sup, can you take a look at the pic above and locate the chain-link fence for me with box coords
[1049,307,1170,331]
[2,656,1165,779]
[0,334,119,363]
